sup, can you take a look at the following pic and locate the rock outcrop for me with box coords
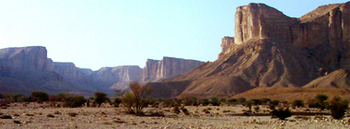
[147,2,350,98]
[142,57,204,82]
[53,62,92,80]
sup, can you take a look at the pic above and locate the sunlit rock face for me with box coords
[142,57,204,82]
[147,2,350,98]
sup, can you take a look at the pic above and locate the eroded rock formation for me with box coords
[53,62,92,80]
[142,57,204,82]
[147,2,350,98]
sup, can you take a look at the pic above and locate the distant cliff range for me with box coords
[0,46,204,96]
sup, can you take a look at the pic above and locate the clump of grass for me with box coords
[172,106,181,114]
[47,114,55,118]
[182,108,190,115]
[222,110,230,113]
[0,114,12,119]
[13,120,20,124]
[202,109,210,114]
[68,112,78,117]
[25,113,34,116]
[271,108,292,120]
[54,111,60,115]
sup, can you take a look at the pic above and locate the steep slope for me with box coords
[147,2,350,98]
[303,69,350,88]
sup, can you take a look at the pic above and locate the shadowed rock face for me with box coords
[53,62,92,80]
[0,46,53,71]
[147,2,350,98]
[88,66,143,91]
[0,46,204,96]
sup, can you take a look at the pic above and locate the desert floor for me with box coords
[1,103,350,129]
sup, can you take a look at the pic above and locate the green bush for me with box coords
[271,108,292,120]
[56,92,71,101]
[227,98,237,103]
[237,97,246,104]
[292,100,304,108]
[114,97,122,106]
[62,95,86,107]
[219,98,226,103]
[244,101,252,109]
[260,98,271,104]
[180,96,195,106]
[163,98,175,107]
[329,96,349,119]
[200,98,209,106]
[12,94,22,102]
[270,100,280,106]
[94,92,108,106]
[209,97,219,106]
[0,114,12,119]
[251,99,262,105]
[31,91,49,102]
[315,94,328,103]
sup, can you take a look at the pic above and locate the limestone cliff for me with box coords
[142,57,204,82]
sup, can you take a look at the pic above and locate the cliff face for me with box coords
[231,2,350,71]
[142,57,204,82]
[87,66,143,92]
[53,62,92,80]
[0,46,68,95]
[147,2,350,98]
[0,46,53,71]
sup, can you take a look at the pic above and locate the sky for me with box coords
[0,0,348,70]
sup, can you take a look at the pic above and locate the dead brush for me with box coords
[68,112,78,117]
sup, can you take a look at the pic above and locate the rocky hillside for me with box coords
[147,2,350,98]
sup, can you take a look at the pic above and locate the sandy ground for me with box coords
[1,103,350,129]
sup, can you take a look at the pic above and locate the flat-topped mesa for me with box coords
[234,3,298,45]
[0,46,53,71]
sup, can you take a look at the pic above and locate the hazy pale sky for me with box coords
[0,0,348,70]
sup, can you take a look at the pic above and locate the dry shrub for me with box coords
[117,82,152,115]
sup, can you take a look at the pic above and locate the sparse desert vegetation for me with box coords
[1,91,350,128]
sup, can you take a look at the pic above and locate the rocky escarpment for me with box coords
[0,46,71,95]
[142,57,204,82]
[0,46,204,96]
[53,62,92,80]
[147,2,350,98]
[87,66,143,92]
[0,46,53,71]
